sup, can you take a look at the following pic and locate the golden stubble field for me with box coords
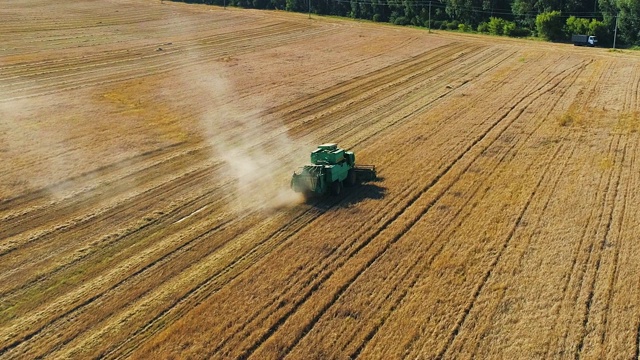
[1,0,640,358]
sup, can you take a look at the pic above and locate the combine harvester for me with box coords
[291,143,376,197]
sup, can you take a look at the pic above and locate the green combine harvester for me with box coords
[290,143,376,196]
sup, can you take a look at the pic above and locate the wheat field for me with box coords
[1,0,639,358]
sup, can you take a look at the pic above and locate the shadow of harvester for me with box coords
[305,177,387,209]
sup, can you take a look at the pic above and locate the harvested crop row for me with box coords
[130,46,592,358]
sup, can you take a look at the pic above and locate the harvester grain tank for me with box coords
[290,144,376,196]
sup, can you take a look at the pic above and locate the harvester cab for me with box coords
[290,143,376,197]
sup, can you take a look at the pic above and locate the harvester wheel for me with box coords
[330,180,343,196]
[302,191,314,200]
[345,169,357,187]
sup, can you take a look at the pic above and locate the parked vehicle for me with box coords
[572,34,598,47]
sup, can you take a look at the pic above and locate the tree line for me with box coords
[172,0,640,47]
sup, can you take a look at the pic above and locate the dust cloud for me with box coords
[0,90,146,204]
[1,53,306,211]
[172,63,306,214]
[0,96,76,201]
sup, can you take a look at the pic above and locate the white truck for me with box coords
[572,34,598,47]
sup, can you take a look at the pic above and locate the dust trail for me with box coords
[0,96,73,201]
[170,63,306,214]
[0,88,151,205]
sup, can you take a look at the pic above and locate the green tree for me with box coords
[443,0,485,27]
[566,15,590,35]
[512,0,537,29]
[618,0,640,45]
[285,0,304,11]
[503,20,517,35]
[488,16,506,35]
[174,0,640,47]
[536,11,565,40]
[590,19,611,45]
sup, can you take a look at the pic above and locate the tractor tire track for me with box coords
[209,47,536,358]
[574,135,628,359]
[459,59,595,358]
[282,51,569,357]
[552,135,618,357]
[56,198,350,359]
[543,58,615,358]
[3,50,576,360]
[1,22,335,102]
[467,132,582,359]
[600,133,638,348]
[272,43,474,125]
[324,48,517,147]
[276,54,584,356]
[437,136,568,360]
[556,132,621,357]
[552,59,630,358]
[384,60,587,360]
[1,38,476,316]
[238,59,587,360]
[401,58,588,359]
[349,94,577,359]
[1,36,470,358]
[0,144,207,242]
[0,171,336,355]
[0,163,227,301]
